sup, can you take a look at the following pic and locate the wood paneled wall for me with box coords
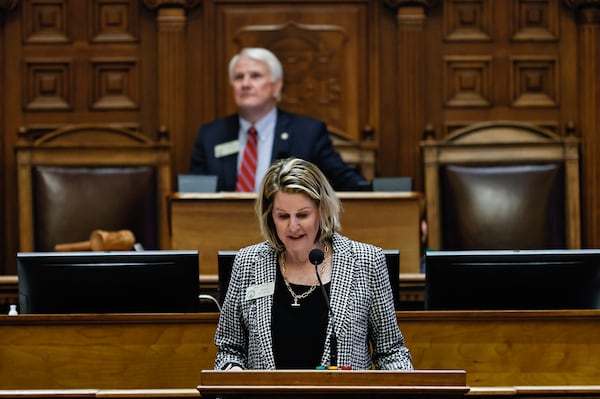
[1,0,600,275]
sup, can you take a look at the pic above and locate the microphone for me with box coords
[309,248,338,368]
[309,248,324,266]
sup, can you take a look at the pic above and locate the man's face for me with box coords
[231,56,282,116]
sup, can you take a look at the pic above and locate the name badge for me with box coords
[245,281,275,301]
[214,140,240,158]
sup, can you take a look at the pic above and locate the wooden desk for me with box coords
[400,310,600,387]
[0,314,215,389]
[1,310,599,389]
[0,390,200,399]
[168,192,423,282]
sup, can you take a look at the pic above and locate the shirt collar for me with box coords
[239,108,277,142]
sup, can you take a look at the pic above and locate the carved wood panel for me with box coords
[510,55,559,107]
[432,0,573,136]
[443,55,492,108]
[213,4,369,143]
[89,57,140,110]
[23,58,74,111]
[89,0,138,43]
[443,0,492,41]
[512,0,559,41]
[22,0,70,44]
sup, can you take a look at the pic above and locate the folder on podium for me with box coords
[198,369,469,399]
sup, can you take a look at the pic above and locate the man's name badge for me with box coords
[214,140,240,158]
[245,281,275,301]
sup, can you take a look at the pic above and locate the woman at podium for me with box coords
[214,157,413,371]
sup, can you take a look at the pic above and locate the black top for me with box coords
[271,266,330,369]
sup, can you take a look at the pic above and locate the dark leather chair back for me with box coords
[421,121,581,251]
[16,124,172,252]
[440,163,565,249]
[33,166,158,251]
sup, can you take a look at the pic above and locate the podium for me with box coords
[168,191,423,282]
[198,369,469,399]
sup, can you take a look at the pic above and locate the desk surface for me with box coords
[198,369,469,398]
[168,192,424,282]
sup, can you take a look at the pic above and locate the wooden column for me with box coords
[384,1,436,188]
[0,0,19,275]
[144,1,200,181]
[158,7,186,179]
[567,0,600,247]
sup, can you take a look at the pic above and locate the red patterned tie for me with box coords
[235,125,258,192]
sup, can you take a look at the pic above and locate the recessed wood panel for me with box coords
[89,58,140,110]
[22,0,70,44]
[443,0,492,41]
[23,58,73,111]
[89,0,138,43]
[443,55,492,107]
[511,0,559,42]
[510,56,559,107]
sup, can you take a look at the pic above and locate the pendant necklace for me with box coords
[280,243,330,308]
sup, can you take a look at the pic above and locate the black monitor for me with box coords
[217,249,401,310]
[383,249,401,310]
[17,250,200,314]
[217,250,238,305]
[424,249,600,310]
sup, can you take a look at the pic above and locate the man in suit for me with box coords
[190,47,367,192]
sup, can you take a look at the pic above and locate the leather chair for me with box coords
[421,121,581,251]
[16,124,172,252]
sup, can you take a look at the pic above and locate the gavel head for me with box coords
[89,229,136,251]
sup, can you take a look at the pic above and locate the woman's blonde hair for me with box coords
[255,157,341,251]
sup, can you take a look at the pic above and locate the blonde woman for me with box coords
[214,157,413,370]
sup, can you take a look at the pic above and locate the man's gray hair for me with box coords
[228,47,284,83]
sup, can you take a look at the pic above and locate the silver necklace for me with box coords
[280,243,330,308]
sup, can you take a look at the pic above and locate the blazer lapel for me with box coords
[253,245,277,369]
[325,235,354,363]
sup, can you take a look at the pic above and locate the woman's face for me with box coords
[271,191,320,254]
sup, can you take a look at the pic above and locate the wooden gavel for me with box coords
[54,229,136,252]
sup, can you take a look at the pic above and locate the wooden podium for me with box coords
[168,191,423,283]
[198,369,469,399]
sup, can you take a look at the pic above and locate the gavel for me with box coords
[54,229,136,252]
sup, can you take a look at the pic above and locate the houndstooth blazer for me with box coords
[214,233,413,370]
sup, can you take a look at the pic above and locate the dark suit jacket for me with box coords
[190,109,366,191]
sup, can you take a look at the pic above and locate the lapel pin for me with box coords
[281,132,289,140]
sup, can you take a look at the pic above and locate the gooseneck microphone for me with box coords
[309,248,338,368]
